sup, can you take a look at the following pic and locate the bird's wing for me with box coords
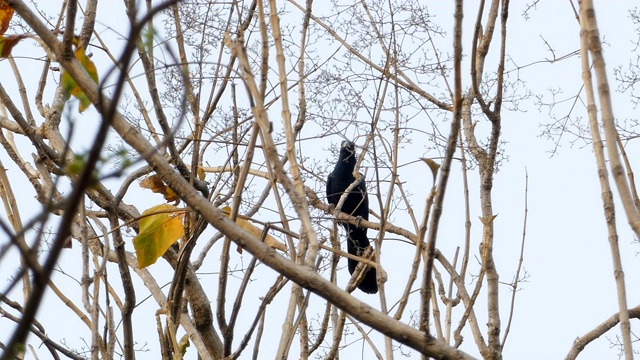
[326,172,335,204]
[357,174,369,220]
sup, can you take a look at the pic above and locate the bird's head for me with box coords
[340,140,356,161]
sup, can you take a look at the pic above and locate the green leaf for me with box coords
[142,26,155,54]
[133,204,184,268]
[61,39,99,113]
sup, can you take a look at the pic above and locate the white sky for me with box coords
[1,1,640,360]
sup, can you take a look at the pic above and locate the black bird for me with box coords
[326,141,378,294]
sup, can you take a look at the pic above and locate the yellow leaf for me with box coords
[197,166,206,181]
[178,334,190,356]
[0,34,26,58]
[420,157,440,183]
[133,204,185,268]
[140,174,179,203]
[221,206,286,253]
[61,40,99,113]
[139,174,164,193]
[0,2,13,36]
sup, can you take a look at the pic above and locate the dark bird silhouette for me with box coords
[326,141,378,294]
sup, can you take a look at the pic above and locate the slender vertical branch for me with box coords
[109,216,136,360]
[501,170,528,347]
[581,0,640,238]
[420,0,464,338]
[579,3,633,358]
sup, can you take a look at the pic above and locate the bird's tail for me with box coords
[345,225,378,294]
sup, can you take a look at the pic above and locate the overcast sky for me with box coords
[478,2,640,359]
[2,1,640,360]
